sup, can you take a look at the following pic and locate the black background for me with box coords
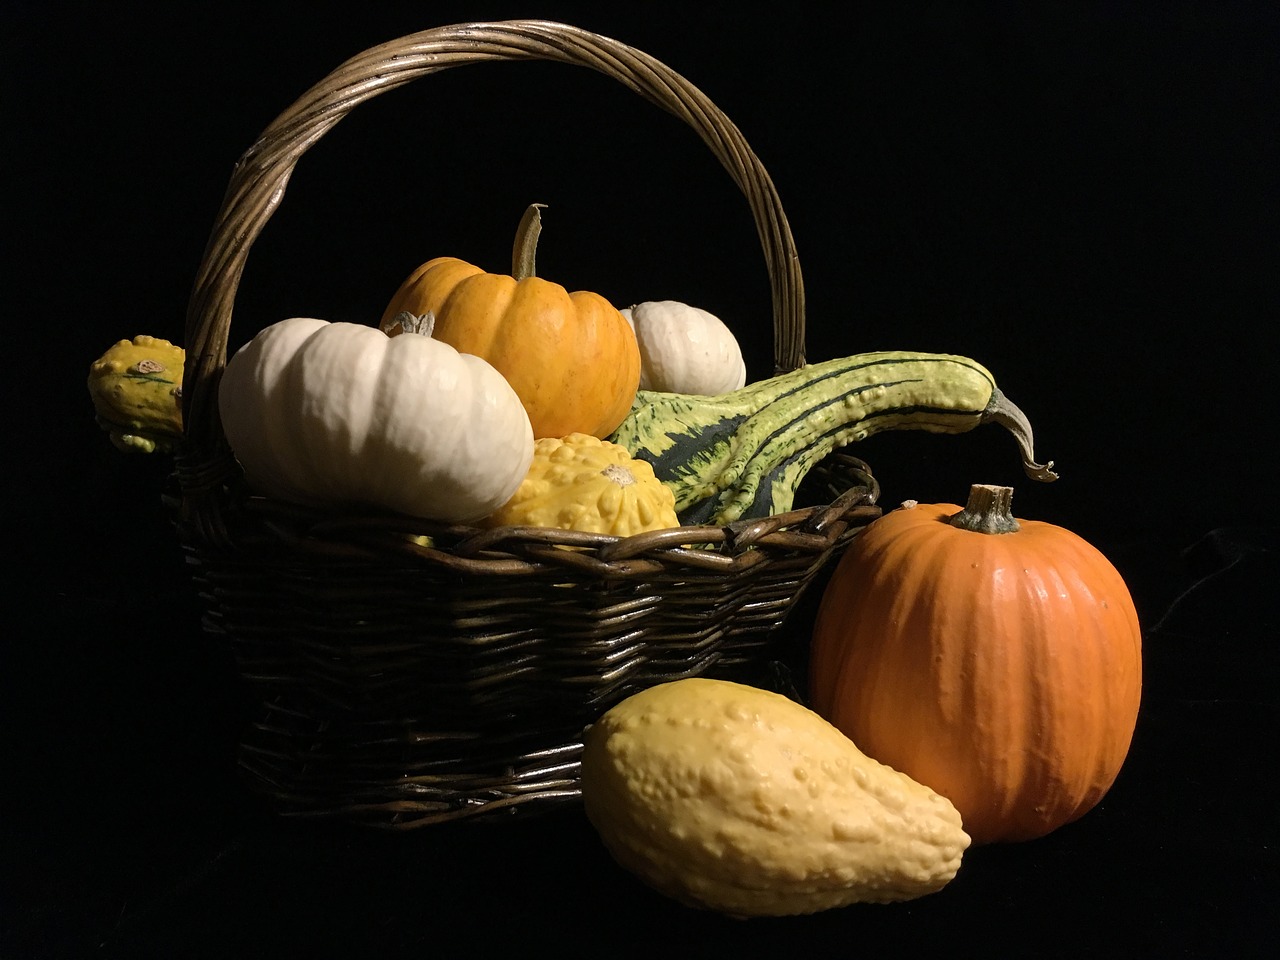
[5,2,1277,957]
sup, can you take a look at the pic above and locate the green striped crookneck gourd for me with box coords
[606,351,1056,526]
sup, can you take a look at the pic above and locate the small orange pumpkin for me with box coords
[809,483,1142,845]
[381,205,641,440]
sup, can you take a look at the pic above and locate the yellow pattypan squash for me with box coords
[483,433,678,536]
[87,335,185,453]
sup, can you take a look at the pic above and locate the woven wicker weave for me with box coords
[172,19,882,828]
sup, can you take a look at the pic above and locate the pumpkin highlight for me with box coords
[809,484,1142,845]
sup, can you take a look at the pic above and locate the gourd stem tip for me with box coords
[982,388,1059,483]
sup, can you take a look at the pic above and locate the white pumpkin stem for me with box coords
[388,311,435,338]
[948,483,1021,534]
[512,203,547,280]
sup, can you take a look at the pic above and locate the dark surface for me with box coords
[6,2,1277,957]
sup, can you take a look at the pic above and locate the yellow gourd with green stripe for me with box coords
[608,350,1058,525]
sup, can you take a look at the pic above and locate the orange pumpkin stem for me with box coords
[948,483,1021,534]
[511,203,548,280]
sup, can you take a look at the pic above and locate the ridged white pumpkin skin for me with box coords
[218,318,534,522]
[581,678,970,918]
[621,301,747,395]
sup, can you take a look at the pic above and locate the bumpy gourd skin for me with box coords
[87,336,185,453]
[610,350,1055,526]
[581,678,970,918]
[482,433,678,536]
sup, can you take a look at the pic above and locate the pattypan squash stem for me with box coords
[511,203,548,280]
[948,484,1021,534]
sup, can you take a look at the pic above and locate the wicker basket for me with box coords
[172,19,882,828]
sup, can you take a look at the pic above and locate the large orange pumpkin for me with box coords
[809,484,1142,845]
[381,205,641,440]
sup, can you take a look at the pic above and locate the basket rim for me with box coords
[170,452,881,575]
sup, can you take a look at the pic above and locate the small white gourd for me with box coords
[217,317,534,522]
[620,300,747,395]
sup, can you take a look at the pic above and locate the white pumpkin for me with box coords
[620,300,747,395]
[217,317,534,522]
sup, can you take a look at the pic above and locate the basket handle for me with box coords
[181,19,805,460]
